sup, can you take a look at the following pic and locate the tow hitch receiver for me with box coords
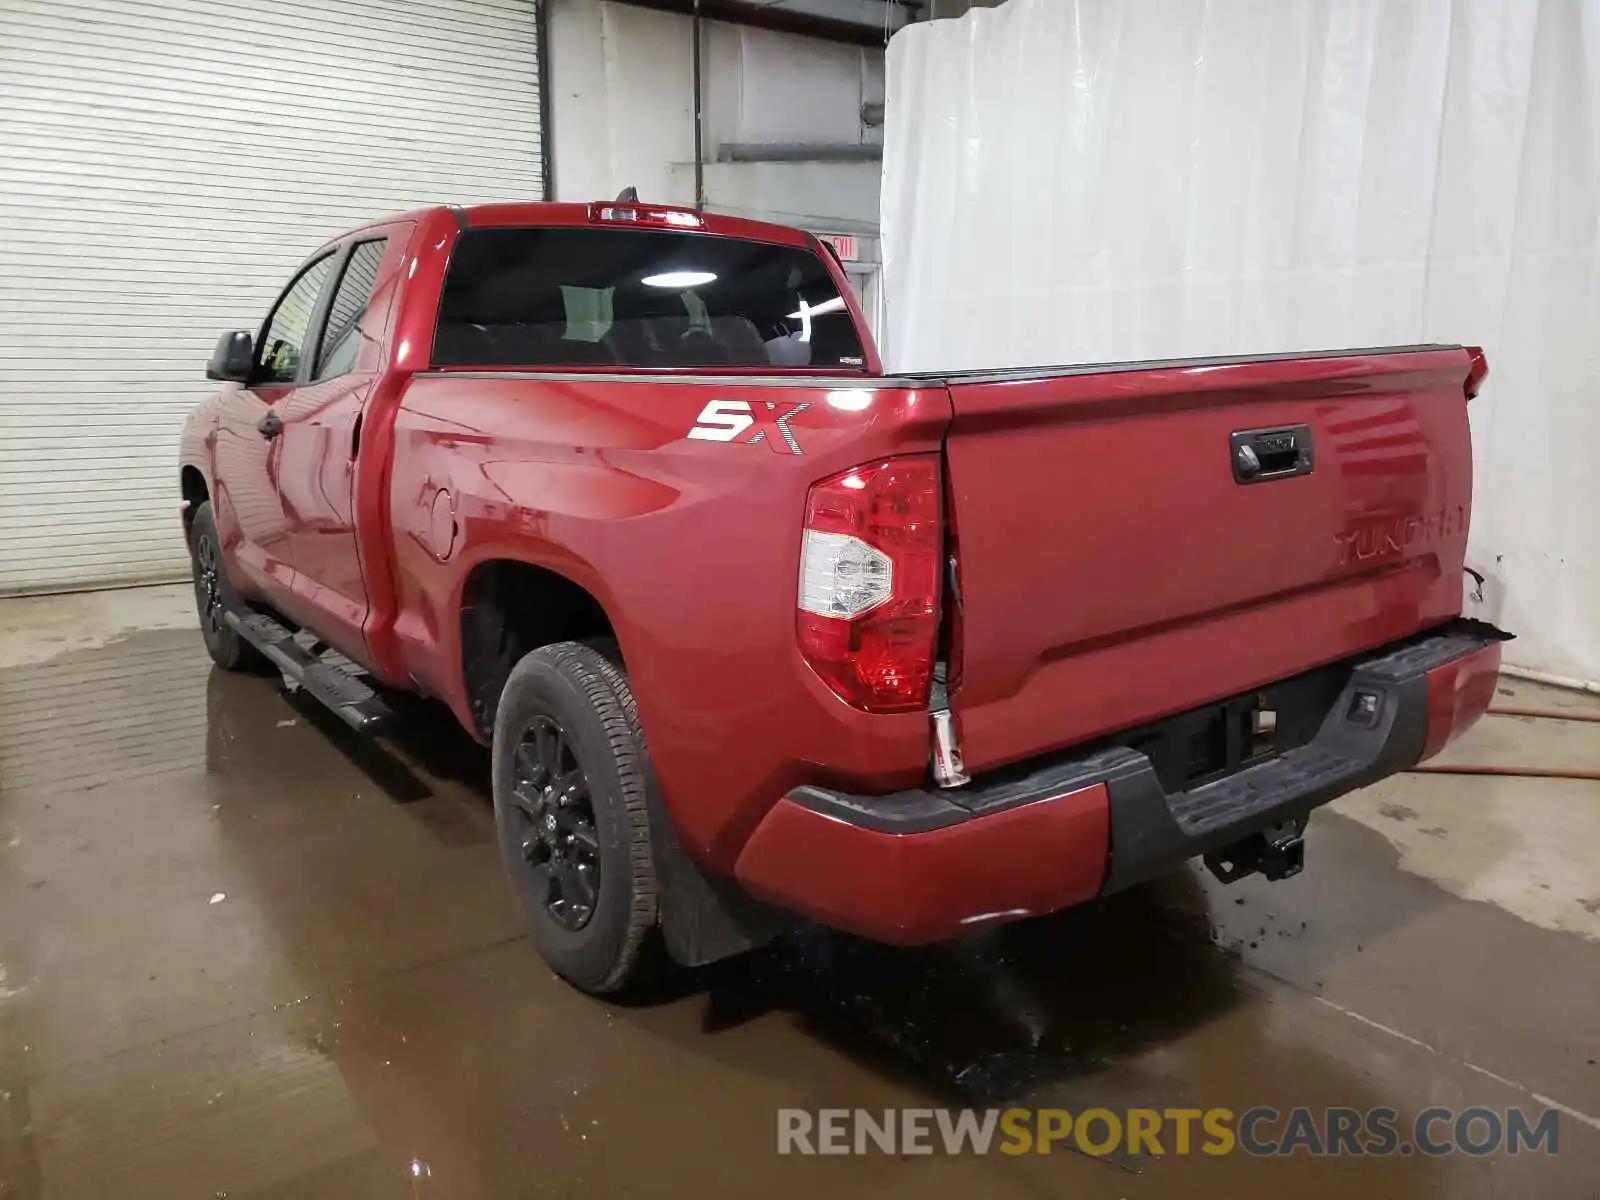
[1204,820,1306,884]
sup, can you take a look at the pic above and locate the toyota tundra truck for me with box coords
[179,199,1507,994]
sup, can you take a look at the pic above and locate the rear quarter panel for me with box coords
[388,372,952,867]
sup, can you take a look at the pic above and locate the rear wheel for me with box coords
[188,501,260,672]
[492,641,659,994]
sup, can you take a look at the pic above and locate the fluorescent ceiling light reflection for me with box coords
[642,270,717,288]
[826,389,873,411]
[789,294,849,343]
[788,296,848,320]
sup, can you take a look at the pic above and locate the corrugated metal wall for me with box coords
[0,0,543,594]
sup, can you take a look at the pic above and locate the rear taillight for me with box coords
[1464,346,1489,400]
[798,455,942,713]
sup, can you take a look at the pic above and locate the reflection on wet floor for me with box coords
[0,630,1596,1198]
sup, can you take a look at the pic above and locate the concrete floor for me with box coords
[1,585,1597,1198]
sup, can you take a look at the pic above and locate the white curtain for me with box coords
[882,0,1600,685]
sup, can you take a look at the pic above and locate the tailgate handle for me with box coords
[1231,425,1313,484]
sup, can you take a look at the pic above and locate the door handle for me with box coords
[1231,424,1313,484]
[257,411,282,439]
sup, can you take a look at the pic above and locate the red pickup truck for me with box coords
[180,200,1507,993]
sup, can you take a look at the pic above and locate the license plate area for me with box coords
[1126,662,1353,794]
[1140,696,1274,792]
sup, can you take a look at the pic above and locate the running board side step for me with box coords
[225,610,391,733]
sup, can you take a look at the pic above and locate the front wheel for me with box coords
[187,501,261,672]
[491,641,660,994]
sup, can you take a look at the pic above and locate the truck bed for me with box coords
[896,342,1460,385]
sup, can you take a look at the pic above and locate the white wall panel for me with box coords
[0,0,543,593]
[550,0,883,213]
[882,0,1600,685]
[732,26,868,144]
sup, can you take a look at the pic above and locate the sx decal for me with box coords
[686,400,810,455]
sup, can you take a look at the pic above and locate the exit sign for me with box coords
[818,234,858,262]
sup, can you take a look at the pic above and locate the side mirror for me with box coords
[206,331,254,382]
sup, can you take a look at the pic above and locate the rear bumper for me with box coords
[734,621,1507,945]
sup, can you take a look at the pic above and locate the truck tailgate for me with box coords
[936,346,1479,775]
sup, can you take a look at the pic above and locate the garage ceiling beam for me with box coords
[609,0,919,46]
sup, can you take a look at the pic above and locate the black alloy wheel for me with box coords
[187,500,259,672]
[491,640,659,994]
[508,715,602,930]
[193,527,226,640]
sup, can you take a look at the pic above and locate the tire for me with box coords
[188,500,261,672]
[492,641,659,994]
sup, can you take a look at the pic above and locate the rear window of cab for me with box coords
[432,227,866,371]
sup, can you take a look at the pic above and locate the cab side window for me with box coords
[256,255,335,385]
[314,239,388,380]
